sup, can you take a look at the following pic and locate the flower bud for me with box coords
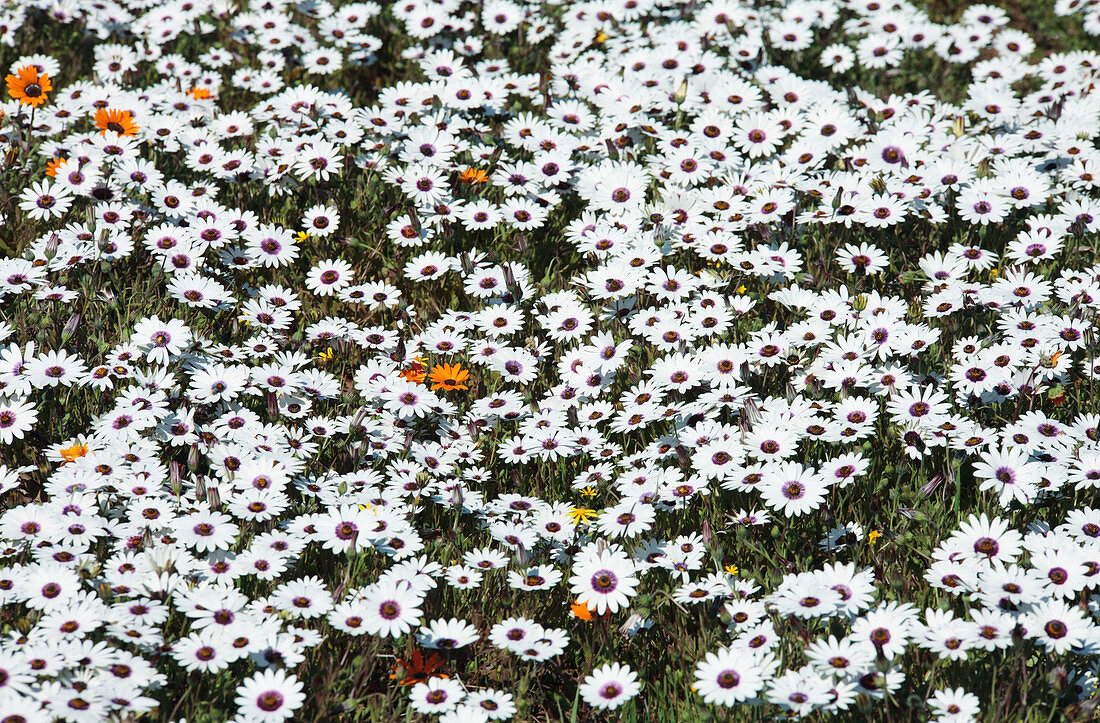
[673,78,688,105]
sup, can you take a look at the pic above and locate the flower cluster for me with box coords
[0,0,1099,720]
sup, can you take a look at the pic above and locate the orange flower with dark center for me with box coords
[399,358,427,385]
[390,650,448,686]
[6,65,52,107]
[428,362,469,391]
[45,157,68,177]
[458,167,489,183]
[95,108,139,136]
[188,87,212,99]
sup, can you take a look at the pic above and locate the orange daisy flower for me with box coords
[570,598,595,621]
[571,596,610,620]
[427,362,470,391]
[458,167,489,183]
[45,157,68,177]
[188,87,213,99]
[95,108,139,136]
[399,357,427,385]
[60,442,89,463]
[390,650,449,686]
[6,65,52,107]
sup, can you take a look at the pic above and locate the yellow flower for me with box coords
[868,530,882,544]
[316,347,334,363]
[296,231,312,243]
[579,486,597,498]
[724,564,739,576]
[735,285,747,295]
[568,507,598,524]
[594,30,609,43]
[357,502,374,511]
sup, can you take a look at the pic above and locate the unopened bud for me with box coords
[514,543,530,567]
[502,265,522,301]
[673,78,689,105]
[1049,666,1068,693]
[193,474,207,500]
[676,445,691,468]
[60,313,81,345]
[207,486,222,511]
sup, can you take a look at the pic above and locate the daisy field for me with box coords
[1,0,1100,720]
